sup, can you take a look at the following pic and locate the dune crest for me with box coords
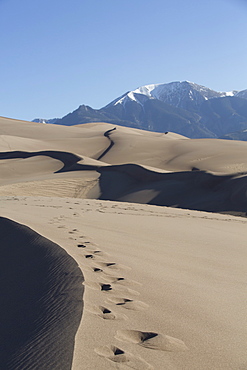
[1,117,247,369]
[0,217,84,369]
[1,117,247,215]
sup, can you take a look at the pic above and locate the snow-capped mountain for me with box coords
[32,118,59,124]
[34,81,247,140]
[109,81,237,111]
[235,89,247,100]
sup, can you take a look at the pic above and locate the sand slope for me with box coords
[97,164,247,214]
[1,116,247,369]
[1,197,247,370]
[0,117,247,215]
[0,216,83,370]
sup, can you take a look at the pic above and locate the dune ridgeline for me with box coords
[0,116,247,369]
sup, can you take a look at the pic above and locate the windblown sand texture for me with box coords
[0,216,83,370]
[0,116,247,369]
[1,116,247,214]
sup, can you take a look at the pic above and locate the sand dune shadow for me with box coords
[0,217,84,370]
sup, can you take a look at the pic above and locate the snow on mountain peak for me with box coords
[112,81,239,109]
[114,84,160,106]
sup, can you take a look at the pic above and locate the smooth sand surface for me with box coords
[0,216,83,370]
[1,116,247,369]
[1,197,247,369]
[1,117,247,214]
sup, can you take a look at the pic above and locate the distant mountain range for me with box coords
[33,81,247,140]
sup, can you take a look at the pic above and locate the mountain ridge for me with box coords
[33,81,247,140]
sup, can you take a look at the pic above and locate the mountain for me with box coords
[108,81,236,111]
[34,81,247,139]
[235,89,247,100]
[219,128,247,141]
[32,118,59,124]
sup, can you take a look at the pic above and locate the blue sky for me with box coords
[0,0,246,121]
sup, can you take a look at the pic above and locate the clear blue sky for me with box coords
[0,0,246,121]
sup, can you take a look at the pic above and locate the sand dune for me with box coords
[0,216,83,369]
[0,116,247,369]
[1,117,247,215]
[1,197,247,369]
[97,164,247,215]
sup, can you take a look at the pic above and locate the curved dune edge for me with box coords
[0,217,84,370]
[1,197,247,369]
[97,164,247,216]
[1,119,247,216]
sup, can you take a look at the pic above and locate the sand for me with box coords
[0,216,83,370]
[0,116,247,369]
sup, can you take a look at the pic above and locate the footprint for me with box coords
[87,305,127,320]
[94,262,118,269]
[85,282,113,291]
[106,297,148,311]
[104,276,126,283]
[101,283,113,291]
[87,250,108,256]
[93,250,107,257]
[69,229,79,234]
[94,261,131,271]
[85,254,95,259]
[79,265,104,274]
[95,345,153,369]
[77,242,87,248]
[92,267,103,273]
[86,282,139,296]
[102,275,141,287]
[115,330,188,352]
[83,251,107,259]
[77,243,101,252]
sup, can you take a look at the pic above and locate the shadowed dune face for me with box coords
[0,217,84,370]
[1,118,247,215]
[85,125,247,173]
[97,164,247,215]
[0,150,100,173]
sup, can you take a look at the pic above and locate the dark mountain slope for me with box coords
[34,81,247,139]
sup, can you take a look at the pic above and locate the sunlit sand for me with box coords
[0,116,247,369]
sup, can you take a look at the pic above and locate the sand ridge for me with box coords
[1,196,247,369]
[1,116,247,368]
[0,117,247,215]
[0,216,84,370]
